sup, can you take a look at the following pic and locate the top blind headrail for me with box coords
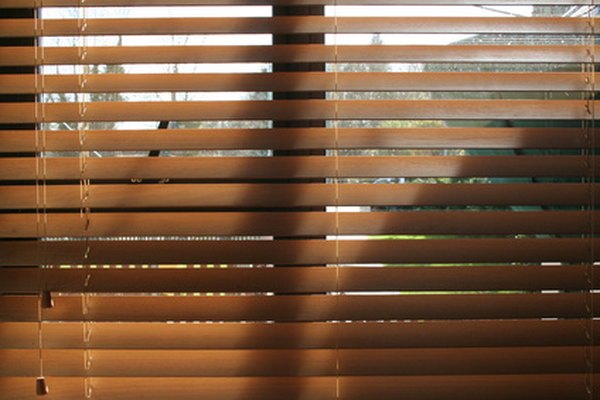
[1,0,598,7]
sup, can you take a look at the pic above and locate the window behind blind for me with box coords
[0,1,598,399]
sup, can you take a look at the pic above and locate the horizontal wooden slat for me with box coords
[1,293,599,322]
[1,265,598,293]
[1,72,594,94]
[1,17,596,37]
[2,45,597,66]
[0,238,597,265]
[2,0,596,6]
[2,347,598,377]
[2,320,598,349]
[1,156,595,180]
[0,128,596,152]
[1,100,598,123]
[1,211,596,238]
[0,375,598,400]
[342,375,600,400]
[0,183,596,209]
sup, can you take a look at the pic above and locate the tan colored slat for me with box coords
[1,156,594,180]
[0,375,597,400]
[1,293,598,322]
[0,183,595,209]
[342,375,600,400]
[1,100,597,123]
[0,375,596,400]
[0,128,595,152]
[1,211,596,238]
[2,17,596,37]
[1,72,593,94]
[1,45,596,66]
[1,266,598,293]
[2,347,598,377]
[2,320,598,349]
[0,238,596,266]
[0,377,333,400]
[2,0,595,6]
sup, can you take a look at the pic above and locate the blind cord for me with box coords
[78,2,93,397]
[36,294,48,396]
[34,2,49,395]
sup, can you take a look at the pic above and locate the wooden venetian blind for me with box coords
[0,0,599,399]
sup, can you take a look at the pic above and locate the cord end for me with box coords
[41,291,54,309]
[36,377,49,396]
